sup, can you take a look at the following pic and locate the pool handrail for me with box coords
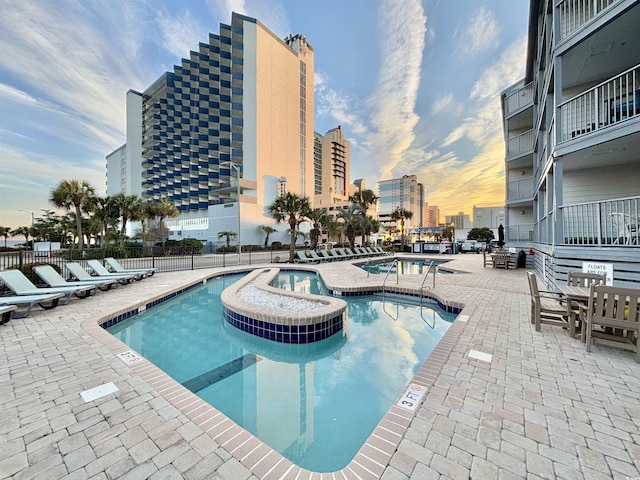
[419,261,436,307]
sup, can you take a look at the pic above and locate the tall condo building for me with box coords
[377,175,424,232]
[313,125,350,208]
[107,13,314,245]
[502,0,639,287]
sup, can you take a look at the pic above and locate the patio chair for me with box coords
[0,293,65,319]
[610,212,639,245]
[527,272,574,335]
[294,251,316,263]
[567,271,606,287]
[66,262,135,285]
[328,248,346,260]
[0,270,95,304]
[307,250,327,262]
[87,260,144,281]
[493,252,509,269]
[34,265,119,291]
[581,283,640,362]
[482,251,493,268]
[319,250,335,261]
[104,258,156,277]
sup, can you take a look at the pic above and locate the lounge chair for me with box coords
[294,251,317,264]
[66,262,135,285]
[34,265,119,291]
[0,270,95,304]
[328,248,345,260]
[307,251,326,262]
[319,250,335,261]
[581,283,640,362]
[527,272,574,335]
[87,260,143,281]
[0,293,65,319]
[338,248,356,259]
[104,257,156,277]
[0,304,17,324]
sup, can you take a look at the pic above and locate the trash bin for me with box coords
[517,250,527,268]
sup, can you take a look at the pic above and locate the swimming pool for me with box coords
[357,258,449,275]
[107,271,457,472]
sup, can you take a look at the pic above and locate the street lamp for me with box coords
[17,209,34,227]
[222,161,241,265]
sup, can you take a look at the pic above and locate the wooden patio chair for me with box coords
[581,284,640,362]
[567,271,606,287]
[493,252,509,269]
[527,272,574,335]
[482,251,493,268]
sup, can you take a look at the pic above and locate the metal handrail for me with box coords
[381,259,398,295]
[419,261,436,307]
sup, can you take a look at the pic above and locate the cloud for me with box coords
[156,9,209,59]
[364,0,427,180]
[454,7,501,57]
[206,0,289,38]
[315,72,368,140]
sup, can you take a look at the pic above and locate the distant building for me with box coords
[313,126,350,208]
[472,206,504,229]
[427,205,440,227]
[377,175,424,233]
[106,13,314,246]
[445,212,470,230]
[502,0,639,287]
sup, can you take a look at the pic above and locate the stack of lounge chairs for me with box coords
[0,257,155,322]
[294,246,394,263]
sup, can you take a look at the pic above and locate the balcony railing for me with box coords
[561,196,639,246]
[507,176,535,202]
[559,64,640,142]
[504,82,534,116]
[507,129,534,158]
[558,0,620,40]
[507,224,534,242]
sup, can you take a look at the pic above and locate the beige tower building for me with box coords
[313,126,350,208]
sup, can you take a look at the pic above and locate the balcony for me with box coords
[506,129,534,159]
[504,82,534,117]
[559,64,640,142]
[561,196,639,246]
[558,0,621,41]
[507,176,535,203]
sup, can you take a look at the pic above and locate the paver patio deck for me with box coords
[1,253,639,480]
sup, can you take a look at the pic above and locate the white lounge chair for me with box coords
[307,251,327,262]
[294,251,317,263]
[66,262,135,285]
[319,250,335,261]
[0,304,17,324]
[0,293,65,319]
[104,257,156,277]
[0,270,95,304]
[87,260,143,281]
[35,265,119,291]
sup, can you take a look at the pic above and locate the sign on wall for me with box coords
[582,261,614,286]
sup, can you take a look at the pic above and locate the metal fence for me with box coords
[0,246,295,275]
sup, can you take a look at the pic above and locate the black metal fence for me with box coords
[0,246,295,276]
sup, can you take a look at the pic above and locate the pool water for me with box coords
[108,271,457,472]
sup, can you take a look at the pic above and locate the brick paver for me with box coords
[1,254,639,479]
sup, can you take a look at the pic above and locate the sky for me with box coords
[0,0,530,231]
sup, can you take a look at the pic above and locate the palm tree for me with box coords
[307,208,330,249]
[337,205,365,249]
[138,202,159,255]
[390,207,413,247]
[11,226,31,247]
[50,179,97,250]
[258,225,277,248]
[217,231,238,249]
[0,227,10,247]
[112,193,143,240]
[267,192,311,262]
[349,189,378,213]
[88,196,119,247]
[154,198,179,253]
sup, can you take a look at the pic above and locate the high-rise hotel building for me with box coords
[107,13,314,244]
[377,175,424,232]
[313,125,350,208]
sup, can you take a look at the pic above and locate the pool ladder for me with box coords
[381,259,399,292]
[419,261,436,307]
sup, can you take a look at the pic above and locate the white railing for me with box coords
[507,224,534,242]
[559,64,640,142]
[507,176,535,202]
[558,0,620,40]
[507,129,534,158]
[561,196,640,246]
[504,82,534,116]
